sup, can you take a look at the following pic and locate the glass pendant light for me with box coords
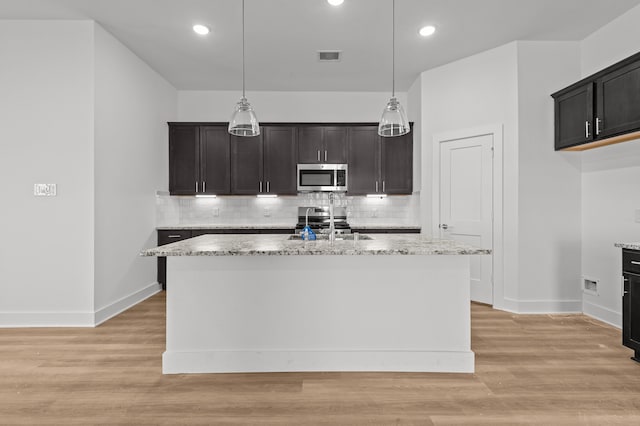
[229,0,260,137]
[378,0,410,137]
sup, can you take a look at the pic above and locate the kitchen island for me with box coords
[142,234,490,374]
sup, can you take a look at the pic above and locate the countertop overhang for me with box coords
[142,234,491,257]
[615,242,640,250]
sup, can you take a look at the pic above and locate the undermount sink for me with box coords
[287,234,373,241]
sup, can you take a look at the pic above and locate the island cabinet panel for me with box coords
[596,61,640,140]
[381,131,413,194]
[200,126,231,195]
[263,126,298,195]
[169,126,200,195]
[554,84,594,150]
[230,134,263,195]
[169,124,231,195]
[347,126,413,195]
[347,126,380,195]
[298,126,347,164]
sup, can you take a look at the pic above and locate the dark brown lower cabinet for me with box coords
[623,249,640,362]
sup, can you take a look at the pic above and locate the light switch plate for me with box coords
[635,209,640,223]
[34,183,57,196]
[263,208,271,217]
[212,208,219,217]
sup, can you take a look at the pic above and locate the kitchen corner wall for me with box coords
[0,20,177,327]
[580,4,640,327]
[157,194,420,228]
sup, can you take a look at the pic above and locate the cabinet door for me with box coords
[623,273,640,352]
[324,127,348,163]
[381,130,413,194]
[263,126,298,195]
[597,60,640,139]
[230,134,263,194]
[347,126,379,195]
[200,126,231,195]
[169,125,200,195]
[298,127,323,163]
[554,84,594,150]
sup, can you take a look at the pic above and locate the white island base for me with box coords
[163,254,473,374]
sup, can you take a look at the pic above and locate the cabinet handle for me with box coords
[631,261,640,265]
[203,181,206,193]
[195,181,198,193]
[317,150,321,162]
[325,150,328,162]
[168,235,183,238]
[382,180,386,193]
[596,118,602,135]
[585,121,591,138]
[375,181,379,193]
[267,181,270,193]
[260,181,263,193]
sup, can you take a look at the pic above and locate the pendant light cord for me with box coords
[392,0,395,98]
[242,0,246,99]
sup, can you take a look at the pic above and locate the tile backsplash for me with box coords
[156,193,420,227]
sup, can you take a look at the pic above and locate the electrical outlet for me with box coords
[263,208,271,217]
[635,209,640,223]
[212,208,219,217]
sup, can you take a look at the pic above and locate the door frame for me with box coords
[432,124,504,308]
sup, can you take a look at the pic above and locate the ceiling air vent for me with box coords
[318,51,341,62]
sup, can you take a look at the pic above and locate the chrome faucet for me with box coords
[328,192,336,244]
[305,207,313,228]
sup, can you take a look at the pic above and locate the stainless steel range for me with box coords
[295,206,351,234]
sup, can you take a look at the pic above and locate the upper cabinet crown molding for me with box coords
[552,50,640,151]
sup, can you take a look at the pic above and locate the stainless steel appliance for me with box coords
[295,206,351,234]
[297,164,347,192]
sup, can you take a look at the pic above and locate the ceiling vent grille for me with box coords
[318,51,341,62]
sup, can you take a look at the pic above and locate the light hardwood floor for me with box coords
[1,292,639,425]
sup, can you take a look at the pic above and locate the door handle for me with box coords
[259,181,263,193]
[382,180,386,193]
[585,121,591,139]
[440,224,449,230]
[375,181,379,193]
[317,150,321,162]
[631,261,640,265]
[195,181,198,193]
[203,181,206,193]
[596,117,602,135]
[267,181,270,193]
[325,150,328,162]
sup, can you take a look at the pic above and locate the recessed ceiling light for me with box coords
[193,24,210,35]
[419,25,436,37]
[327,0,344,6]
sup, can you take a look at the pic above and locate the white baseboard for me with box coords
[0,311,95,328]
[498,297,582,314]
[162,350,475,374]
[583,300,622,329]
[94,282,162,326]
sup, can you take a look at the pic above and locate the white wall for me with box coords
[580,4,640,327]
[0,21,95,326]
[407,77,422,193]
[516,41,582,312]
[418,42,518,309]
[178,90,407,122]
[93,25,177,323]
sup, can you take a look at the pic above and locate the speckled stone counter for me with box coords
[142,233,490,257]
[157,224,294,230]
[615,243,640,250]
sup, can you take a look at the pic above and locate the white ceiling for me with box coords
[2,0,640,92]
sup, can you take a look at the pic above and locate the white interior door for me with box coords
[439,134,493,304]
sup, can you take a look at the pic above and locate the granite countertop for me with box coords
[615,242,640,250]
[156,224,421,230]
[141,234,490,257]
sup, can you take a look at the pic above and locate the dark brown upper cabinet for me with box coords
[169,124,230,195]
[231,126,297,195]
[552,51,640,151]
[347,125,413,195]
[298,126,348,163]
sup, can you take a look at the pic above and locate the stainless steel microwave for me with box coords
[297,164,348,192]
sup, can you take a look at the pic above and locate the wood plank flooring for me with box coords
[1,293,639,425]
